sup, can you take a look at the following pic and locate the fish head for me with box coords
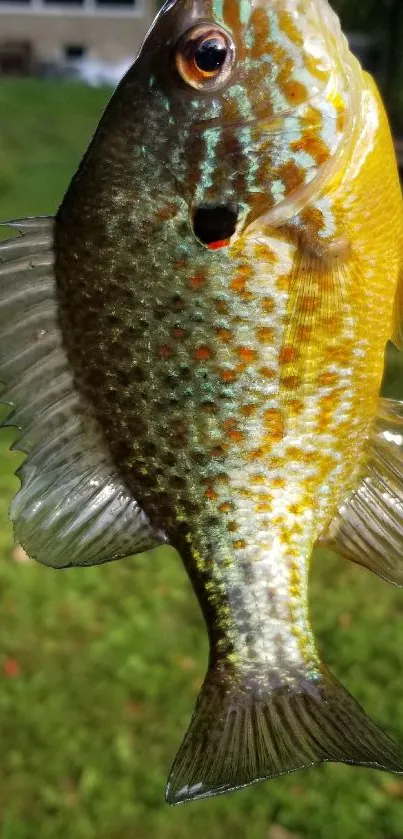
[126,0,361,247]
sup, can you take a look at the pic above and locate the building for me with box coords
[0,0,156,74]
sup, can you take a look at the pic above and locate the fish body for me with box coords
[2,0,403,804]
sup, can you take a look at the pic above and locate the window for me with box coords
[0,41,32,74]
[64,44,87,60]
[96,0,136,6]
[44,0,84,5]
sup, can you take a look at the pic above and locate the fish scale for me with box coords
[1,0,403,806]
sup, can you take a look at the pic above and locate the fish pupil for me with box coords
[194,39,227,73]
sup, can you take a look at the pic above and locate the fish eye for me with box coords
[175,24,235,91]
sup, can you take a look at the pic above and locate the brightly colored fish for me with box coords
[1,0,403,804]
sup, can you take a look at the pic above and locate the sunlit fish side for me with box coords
[1,0,403,804]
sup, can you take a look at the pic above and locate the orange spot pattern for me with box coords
[256,327,275,344]
[220,368,237,383]
[188,271,207,290]
[262,297,274,313]
[279,346,299,364]
[236,346,257,363]
[216,327,233,344]
[194,345,214,361]
[158,344,172,360]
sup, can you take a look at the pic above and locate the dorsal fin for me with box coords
[321,397,403,586]
[0,218,167,567]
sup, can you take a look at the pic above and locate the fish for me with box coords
[1,0,403,805]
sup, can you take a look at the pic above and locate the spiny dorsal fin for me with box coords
[321,397,403,586]
[0,218,167,567]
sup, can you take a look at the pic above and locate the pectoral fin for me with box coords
[0,218,167,568]
[321,398,403,586]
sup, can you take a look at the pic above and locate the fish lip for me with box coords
[192,203,239,248]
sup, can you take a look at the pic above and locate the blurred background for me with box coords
[1,2,403,838]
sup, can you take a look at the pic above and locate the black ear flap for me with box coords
[193,204,238,246]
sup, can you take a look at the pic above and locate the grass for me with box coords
[1,78,403,839]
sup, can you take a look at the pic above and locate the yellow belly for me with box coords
[239,74,403,543]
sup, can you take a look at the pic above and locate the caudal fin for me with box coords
[166,665,403,804]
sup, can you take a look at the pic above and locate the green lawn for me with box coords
[1,78,403,839]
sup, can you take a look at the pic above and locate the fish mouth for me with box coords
[192,204,238,250]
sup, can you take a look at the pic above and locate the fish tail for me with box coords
[166,662,403,804]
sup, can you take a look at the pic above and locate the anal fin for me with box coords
[0,218,167,568]
[322,398,403,586]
